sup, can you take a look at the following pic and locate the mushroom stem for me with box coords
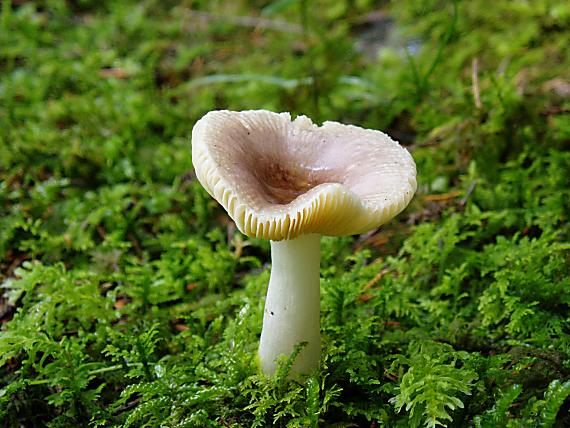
[259,233,321,376]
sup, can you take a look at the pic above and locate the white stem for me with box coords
[258,233,321,376]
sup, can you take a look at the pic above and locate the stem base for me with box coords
[258,233,321,376]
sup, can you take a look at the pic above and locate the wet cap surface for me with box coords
[192,110,417,240]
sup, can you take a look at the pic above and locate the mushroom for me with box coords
[191,110,416,376]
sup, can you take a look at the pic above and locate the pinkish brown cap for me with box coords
[191,110,416,240]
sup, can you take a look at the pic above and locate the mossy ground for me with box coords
[1,0,569,427]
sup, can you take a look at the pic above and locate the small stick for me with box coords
[183,10,302,34]
[424,190,462,202]
[460,181,478,207]
[362,268,390,291]
[471,57,482,109]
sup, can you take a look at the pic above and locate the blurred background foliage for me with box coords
[1,0,569,426]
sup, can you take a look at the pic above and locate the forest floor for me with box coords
[1,0,569,427]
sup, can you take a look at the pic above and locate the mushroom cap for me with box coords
[191,110,416,240]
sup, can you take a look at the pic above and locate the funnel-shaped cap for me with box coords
[192,110,416,240]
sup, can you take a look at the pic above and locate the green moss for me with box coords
[1,0,569,426]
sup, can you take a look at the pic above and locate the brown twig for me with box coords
[363,268,390,291]
[424,191,462,202]
[127,233,144,257]
[99,68,130,79]
[471,57,482,109]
